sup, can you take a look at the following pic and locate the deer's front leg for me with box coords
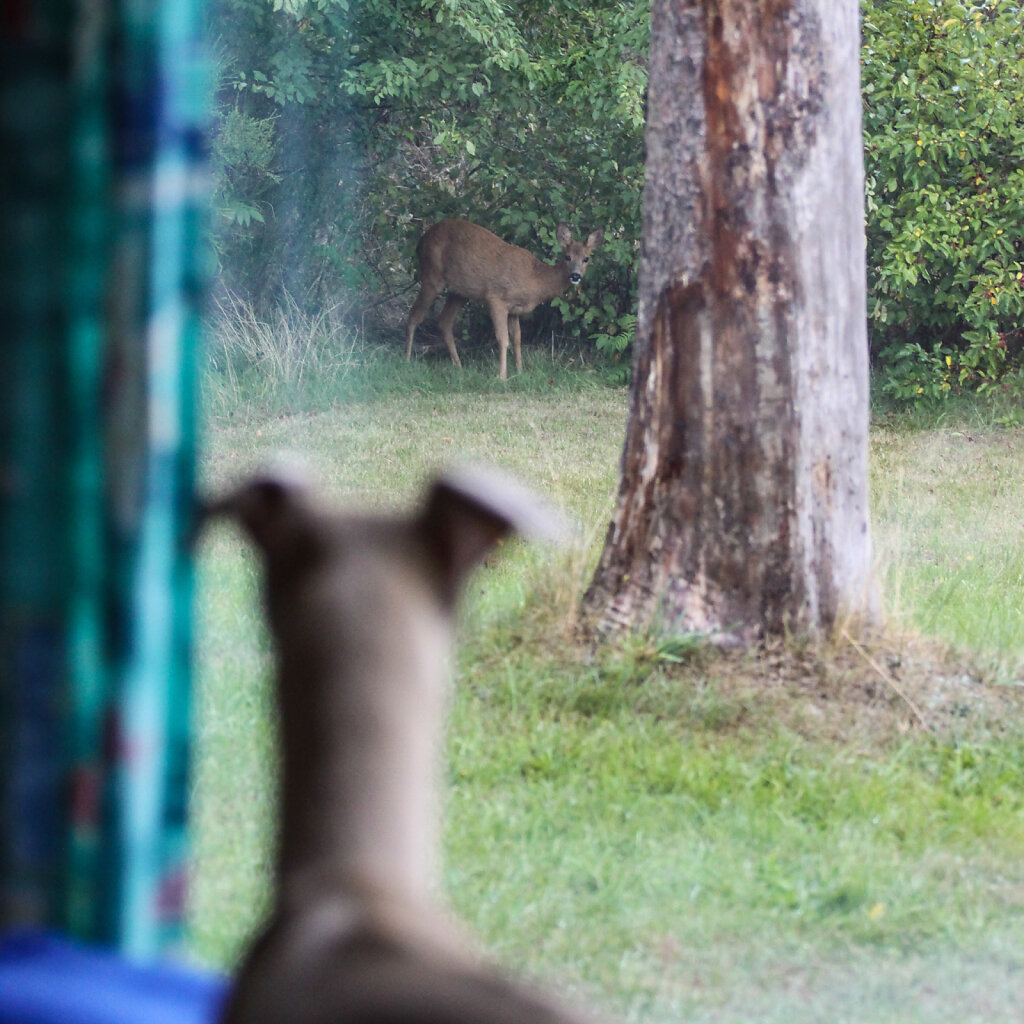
[509,316,523,374]
[488,300,511,380]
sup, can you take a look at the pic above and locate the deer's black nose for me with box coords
[569,272,582,284]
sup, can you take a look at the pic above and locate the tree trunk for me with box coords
[584,0,874,642]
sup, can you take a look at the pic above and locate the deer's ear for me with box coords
[555,223,573,248]
[417,464,568,602]
[586,228,604,249]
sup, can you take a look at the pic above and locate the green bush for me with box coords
[862,0,1024,401]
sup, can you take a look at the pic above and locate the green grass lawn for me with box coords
[189,353,1024,1023]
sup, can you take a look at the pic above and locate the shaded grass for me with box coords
[870,376,1024,431]
[202,315,627,424]
[190,371,1024,1022]
[188,533,275,962]
[871,426,1024,673]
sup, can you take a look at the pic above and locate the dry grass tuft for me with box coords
[203,291,360,417]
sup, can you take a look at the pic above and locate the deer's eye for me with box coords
[583,257,589,263]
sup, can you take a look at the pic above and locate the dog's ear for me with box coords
[417,464,569,604]
[197,458,314,556]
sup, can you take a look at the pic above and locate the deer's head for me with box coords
[556,223,604,285]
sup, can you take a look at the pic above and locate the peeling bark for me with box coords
[584,0,873,642]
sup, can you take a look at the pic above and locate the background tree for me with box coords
[584,0,874,641]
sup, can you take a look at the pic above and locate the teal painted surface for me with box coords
[0,0,211,959]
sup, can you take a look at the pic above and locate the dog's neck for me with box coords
[265,525,454,913]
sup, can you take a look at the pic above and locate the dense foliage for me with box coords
[862,0,1024,399]
[207,0,1023,397]
[208,0,646,355]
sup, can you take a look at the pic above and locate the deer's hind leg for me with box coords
[405,278,444,360]
[436,294,467,368]
[509,315,523,375]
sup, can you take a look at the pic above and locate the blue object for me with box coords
[0,932,227,1024]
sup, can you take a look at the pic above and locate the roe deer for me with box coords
[202,464,605,1024]
[405,219,604,380]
